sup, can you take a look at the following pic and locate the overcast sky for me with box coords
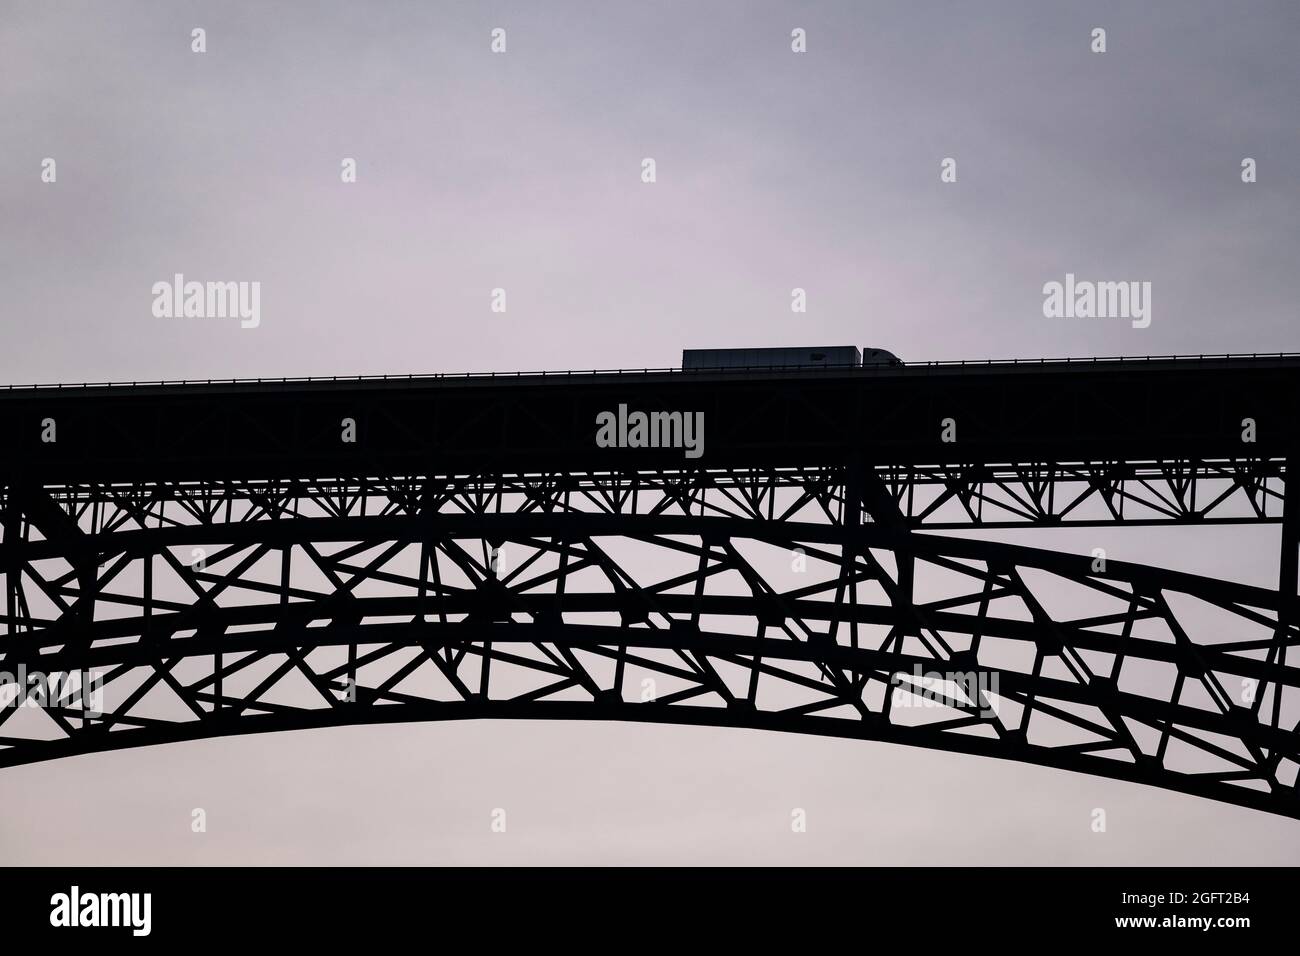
[1,0,1298,863]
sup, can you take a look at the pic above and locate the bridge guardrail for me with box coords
[3,352,1299,391]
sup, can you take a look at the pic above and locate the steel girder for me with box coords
[1,466,1298,818]
[0,458,1285,530]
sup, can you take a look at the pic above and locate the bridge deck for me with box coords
[2,354,1298,481]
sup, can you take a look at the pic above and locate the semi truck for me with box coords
[681,346,903,369]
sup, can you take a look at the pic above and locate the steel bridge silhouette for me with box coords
[1,355,1298,817]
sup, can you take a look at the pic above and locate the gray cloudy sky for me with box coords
[1,0,1298,863]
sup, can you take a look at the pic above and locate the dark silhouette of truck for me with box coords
[681,346,903,370]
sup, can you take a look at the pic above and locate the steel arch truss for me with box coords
[1,466,1298,818]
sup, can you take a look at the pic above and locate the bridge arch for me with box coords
[2,485,1297,818]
